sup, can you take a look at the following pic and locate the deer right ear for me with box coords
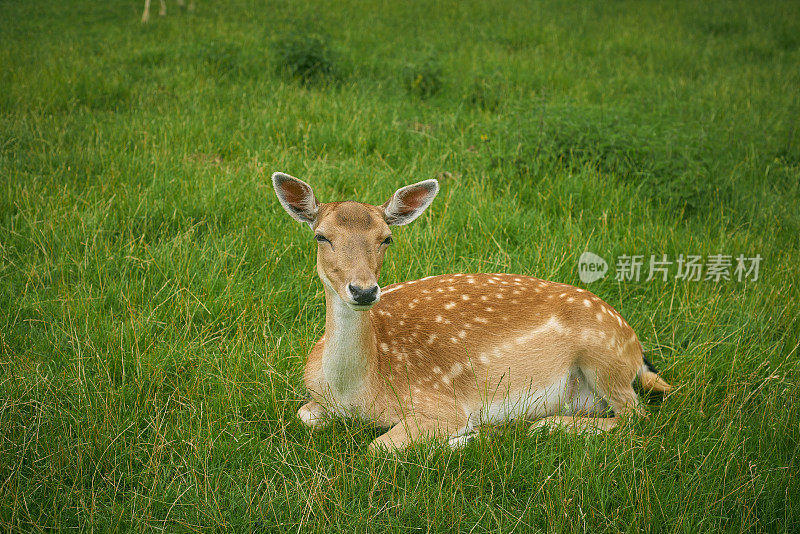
[272,172,319,228]
[382,179,439,226]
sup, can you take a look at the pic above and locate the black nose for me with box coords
[348,284,379,305]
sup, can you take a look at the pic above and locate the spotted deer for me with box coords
[141,0,194,23]
[272,172,672,450]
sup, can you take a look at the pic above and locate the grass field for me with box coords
[2,0,799,531]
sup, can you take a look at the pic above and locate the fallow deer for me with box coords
[141,0,194,23]
[272,172,672,450]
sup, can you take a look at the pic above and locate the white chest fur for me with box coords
[321,294,370,405]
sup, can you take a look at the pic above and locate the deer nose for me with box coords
[348,283,379,305]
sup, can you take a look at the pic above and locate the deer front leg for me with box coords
[369,417,433,451]
[298,400,330,429]
[369,414,467,451]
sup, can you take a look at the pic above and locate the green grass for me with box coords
[1,0,799,531]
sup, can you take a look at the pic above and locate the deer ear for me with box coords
[272,172,319,228]
[382,179,439,226]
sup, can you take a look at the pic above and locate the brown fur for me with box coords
[273,174,672,450]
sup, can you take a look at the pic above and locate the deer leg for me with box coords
[447,424,479,449]
[369,415,443,451]
[298,400,330,429]
[142,0,152,22]
[159,0,167,16]
[530,378,643,435]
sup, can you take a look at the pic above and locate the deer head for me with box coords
[272,172,439,310]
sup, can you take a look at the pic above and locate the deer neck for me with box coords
[321,285,376,399]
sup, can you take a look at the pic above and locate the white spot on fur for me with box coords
[445,302,456,310]
[461,294,470,301]
[583,299,591,307]
[380,343,389,352]
[458,330,467,339]
[427,334,438,344]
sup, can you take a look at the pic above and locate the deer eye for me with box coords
[381,236,393,246]
[315,234,330,244]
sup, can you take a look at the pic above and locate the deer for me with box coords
[141,0,194,23]
[272,172,672,451]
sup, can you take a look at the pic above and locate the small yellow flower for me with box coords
[480,134,489,142]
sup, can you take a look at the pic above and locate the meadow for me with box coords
[1,0,799,531]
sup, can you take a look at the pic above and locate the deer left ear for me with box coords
[382,179,439,226]
[272,172,320,228]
